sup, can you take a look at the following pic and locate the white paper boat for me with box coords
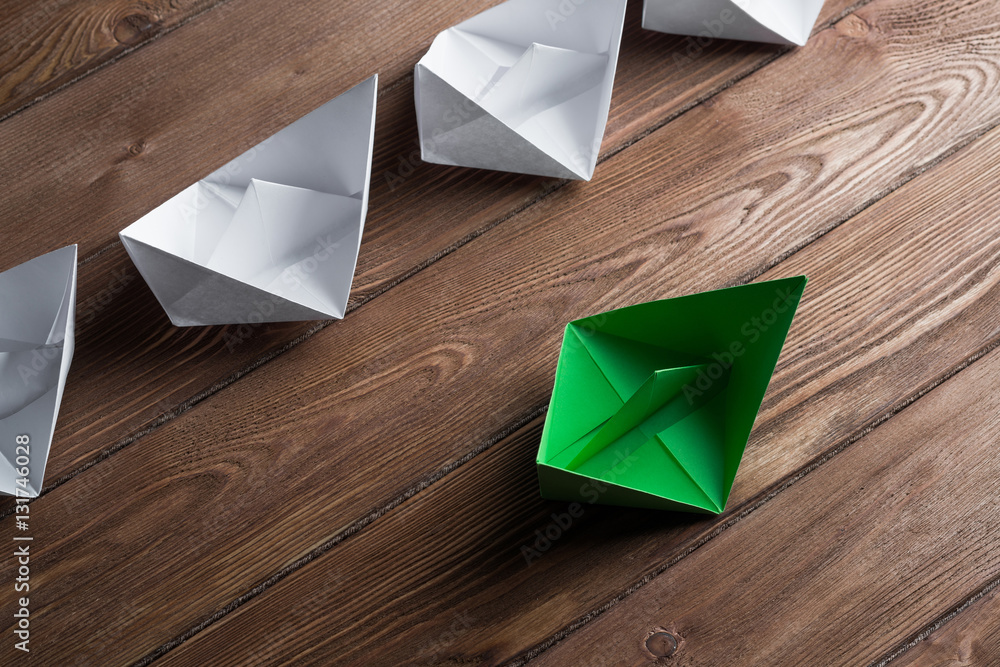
[415,0,627,180]
[643,0,824,46]
[0,245,77,497]
[120,75,378,326]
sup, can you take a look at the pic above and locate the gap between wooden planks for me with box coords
[0,0,997,663]
[0,0,858,512]
[151,101,1000,666]
[881,583,1000,667]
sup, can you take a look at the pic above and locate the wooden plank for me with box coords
[153,114,1000,666]
[4,0,1000,662]
[0,1,851,499]
[0,0,222,120]
[887,586,1000,667]
[528,353,1000,666]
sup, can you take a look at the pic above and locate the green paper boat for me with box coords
[536,276,807,514]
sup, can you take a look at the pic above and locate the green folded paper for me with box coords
[536,276,807,514]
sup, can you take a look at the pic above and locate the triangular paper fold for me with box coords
[0,245,77,497]
[415,66,579,180]
[642,0,824,46]
[537,276,807,513]
[119,236,333,326]
[120,75,378,326]
[415,0,627,180]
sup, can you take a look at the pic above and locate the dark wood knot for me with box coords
[114,14,156,45]
[645,631,678,658]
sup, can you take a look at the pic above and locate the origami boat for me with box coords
[0,245,77,497]
[415,0,627,180]
[120,75,378,326]
[643,0,824,46]
[537,276,807,513]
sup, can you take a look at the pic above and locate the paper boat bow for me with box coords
[0,246,77,497]
[537,276,807,514]
[120,75,378,326]
[643,0,824,46]
[415,0,627,180]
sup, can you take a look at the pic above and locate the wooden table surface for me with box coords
[2,0,999,665]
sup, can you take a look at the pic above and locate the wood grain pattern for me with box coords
[0,0,853,504]
[1,0,998,663]
[530,352,1000,666]
[154,115,1000,666]
[0,0,856,268]
[0,0,502,265]
[0,0,816,499]
[888,587,1000,667]
[0,0,222,120]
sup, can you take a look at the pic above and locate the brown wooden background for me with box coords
[1,0,999,664]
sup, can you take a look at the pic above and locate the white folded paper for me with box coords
[643,0,824,46]
[0,245,76,497]
[120,75,378,326]
[415,0,627,181]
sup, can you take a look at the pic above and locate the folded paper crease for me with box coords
[120,75,378,326]
[0,245,77,497]
[642,0,825,46]
[415,0,627,180]
[537,276,807,513]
